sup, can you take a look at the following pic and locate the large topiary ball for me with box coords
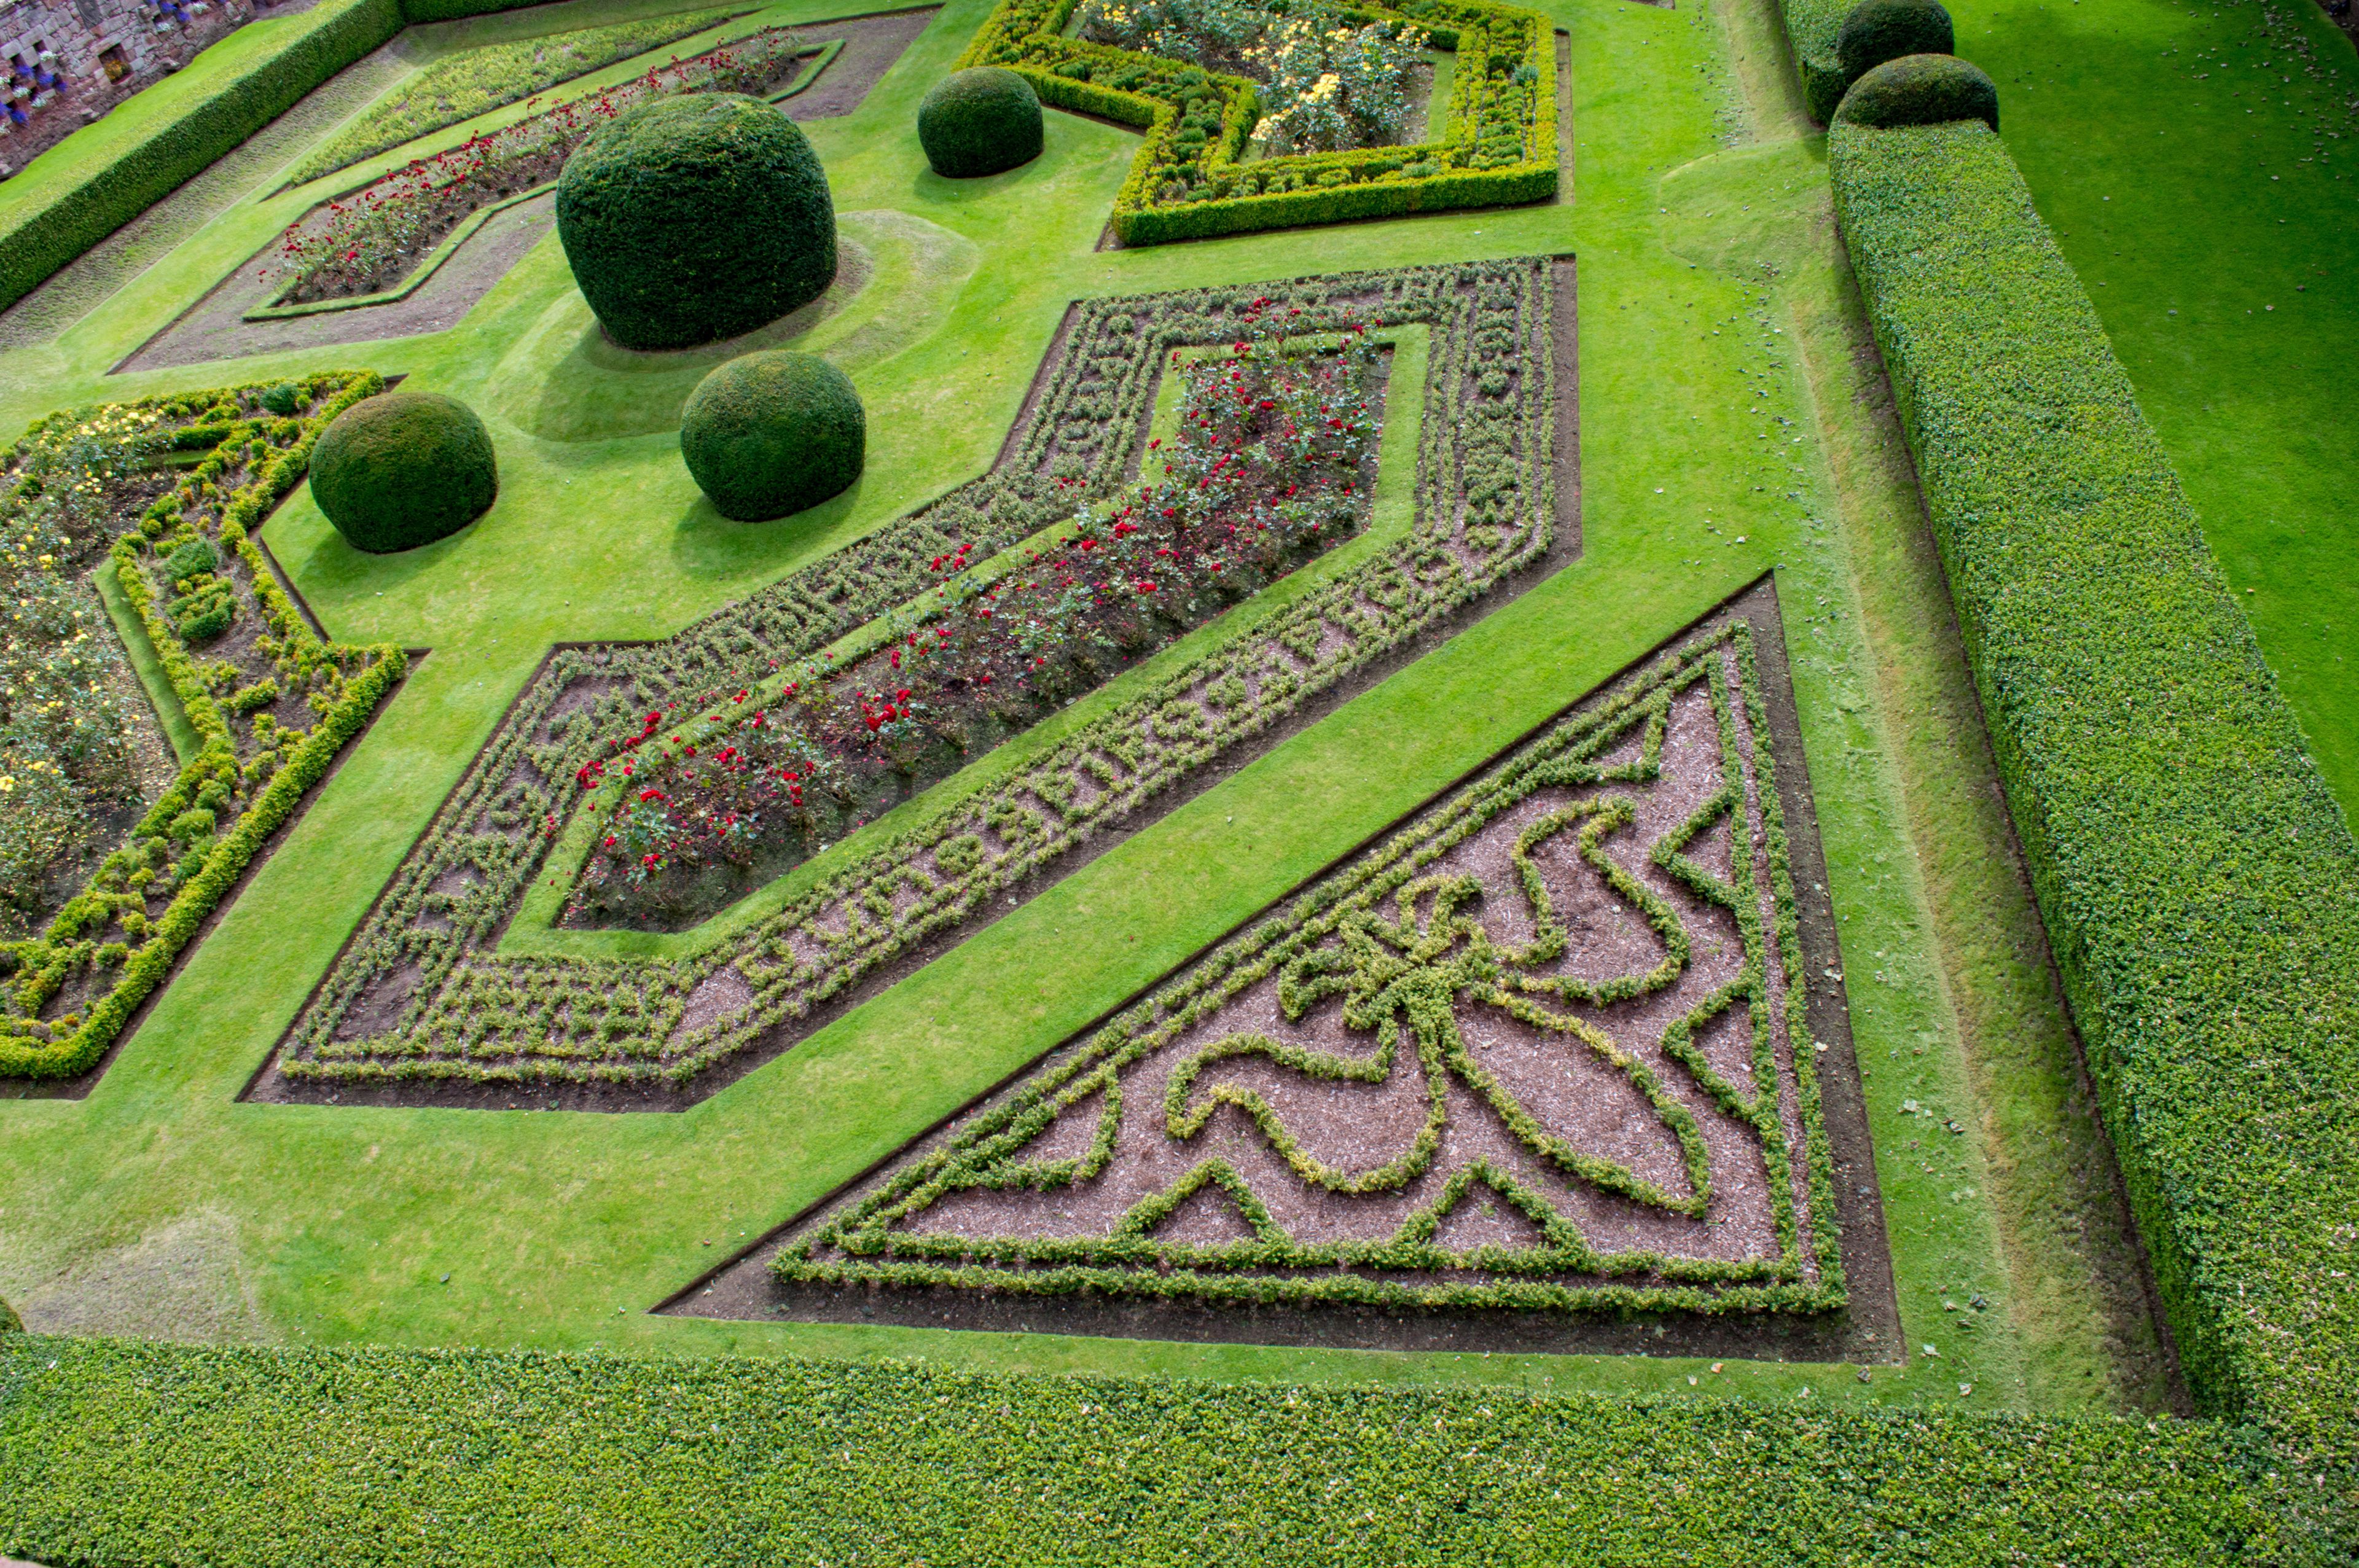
[917,68,1044,179]
[679,351,865,521]
[1836,0,1955,85]
[557,93,837,351]
[310,392,498,553]
[1834,54,2000,134]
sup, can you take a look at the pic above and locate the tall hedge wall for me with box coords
[0,0,552,314]
[0,1336,2293,1564]
[1774,0,1850,120]
[1828,117,2359,1528]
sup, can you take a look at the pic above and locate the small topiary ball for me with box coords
[917,68,1045,179]
[1836,0,1955,84]
[1834,53,2000,134]
[310,391,498,553]
[557,93,837,351]
[679,351,865,521]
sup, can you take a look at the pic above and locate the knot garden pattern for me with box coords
[774,618,1847,1315]
[272,259,1565,1096]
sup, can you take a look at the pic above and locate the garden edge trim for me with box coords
[1828,116,2359,1529]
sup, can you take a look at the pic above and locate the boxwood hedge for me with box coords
[1775,0,1852,121]
[0,1335,2298,1564]
[0,0,557,315]
[1828,117,2359,1535]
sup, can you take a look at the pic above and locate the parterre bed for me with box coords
[252,257,1576,1108]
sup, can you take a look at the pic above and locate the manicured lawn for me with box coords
[0,0,2163,1438]
[1965,0,2359,824]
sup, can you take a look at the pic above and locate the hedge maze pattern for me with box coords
[770,615,1846,1315]
[958,0,1557,244]
[271,258,1564,1099]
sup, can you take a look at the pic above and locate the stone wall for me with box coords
[0,0,259,174]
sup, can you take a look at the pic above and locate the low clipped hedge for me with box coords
[1835,53,1997,133]
[918,67,1044,177]
[0,1336,2301,1563]
[1829,117,2359,1542]
[679,350,864,520]
[309,391,497,552]
[0,0,563,314]
[556,93,836,351]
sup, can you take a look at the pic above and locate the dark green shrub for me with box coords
[309,392,498,553]
[1834,53,1998,133]
[556,94,837,351]
[163,538,218,586]
[679,351,864,521]
[0,1295,17,1333]
[1836,0,1954,84]
[918,68,1045,177]
[260,383,303,416]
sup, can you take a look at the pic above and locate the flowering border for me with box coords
[2,372,407,1080]
[955,0,1557,244]
[268,259,1563,1100]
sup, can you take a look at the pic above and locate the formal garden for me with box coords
[0,0,2353,1556]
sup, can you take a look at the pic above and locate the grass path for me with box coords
[1964,0,2359,825]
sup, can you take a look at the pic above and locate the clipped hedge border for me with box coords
[1828,117,2359,1518]
[1,372,405,1080]
[0,0,558,316]
[956,0,1556,244]
[0,1336,2296,1564]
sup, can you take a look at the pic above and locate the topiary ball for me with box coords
[679,351,865,521]
[1834,53,2000,134]
[557,93,837,352]
[917,68,1044,179]
[310,391,497,554]
[1836,0,1955,85]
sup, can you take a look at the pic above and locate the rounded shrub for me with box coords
[1836,0,1955,84]
[1834,53,2000,134]
[679,351,866,521]
[309,392,498,554]
[557,93,837,351]
[917,68,1045,179]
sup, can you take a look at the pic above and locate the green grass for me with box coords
[0,0,2191,1513]
[1963,0,2359,829]
[280,4,748,187]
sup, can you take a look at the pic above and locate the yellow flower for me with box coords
[0,778,12,792]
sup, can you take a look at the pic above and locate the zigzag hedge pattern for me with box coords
[774,618,1846,1315]
[2,372,405,1079]
[955,0,1555,244]
[1832,117,2359,1530]
[278,259,1562,1094]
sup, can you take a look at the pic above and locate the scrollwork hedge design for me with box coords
[771,617,1845,1316]
[275,258,1565,1096]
